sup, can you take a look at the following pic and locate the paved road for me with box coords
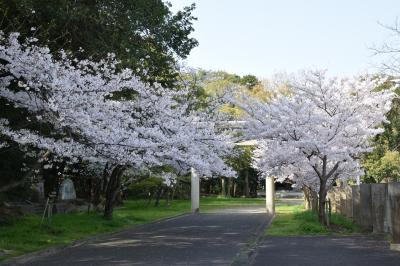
[252,235,400,266]
[21,206,270,266]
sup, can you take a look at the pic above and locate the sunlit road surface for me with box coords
[22,206,270,266]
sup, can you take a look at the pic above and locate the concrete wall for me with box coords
[327,190,336,213]
[344,186,353,219]
[359,184,373,231]
[385,189,392,234]
[327,182,400,249]
[388,183,400,244]
[371,184,387,233]
[351,185,361,225]
[338,189,345,215]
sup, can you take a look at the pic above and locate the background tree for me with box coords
[0,33,235,218]
[0,0,199,198]
[228,70,394,224]
[240,74,259,89]
[362,20,400,183]
[0,0,198,86]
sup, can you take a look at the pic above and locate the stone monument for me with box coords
[59,178,76,201]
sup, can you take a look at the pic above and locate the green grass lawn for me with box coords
[266,204,361,236]
[201,196,264,210]
[0,197,263,261]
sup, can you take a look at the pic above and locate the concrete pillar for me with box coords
[191,167,200,213]
[371,184,387,233]
[388,182,400,251]
[265,176,275,215]
[360,184,373,231]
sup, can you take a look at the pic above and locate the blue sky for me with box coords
[169,0,400,78]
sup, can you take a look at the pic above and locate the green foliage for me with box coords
[363,150,400,183]
[0,0,198,87]
[240,75,259,89]
[266,204,360,236]
[228,146,254,171]
[362,80,400,183]
[126,177,163,199]
[179,70,272,120]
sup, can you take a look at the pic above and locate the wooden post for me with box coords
[191,167,200,213]
[266,176,275,215]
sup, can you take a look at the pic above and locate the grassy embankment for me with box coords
[0,197,264,261]
[266,203,361,236]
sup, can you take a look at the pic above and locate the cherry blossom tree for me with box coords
[0,32,235,219]
[229,70,395,224]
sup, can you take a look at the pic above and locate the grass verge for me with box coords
[0,197,263,261]
[266,204,361,236]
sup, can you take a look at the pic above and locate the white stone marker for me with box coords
[191,167,200,213]
[265,176,275,215]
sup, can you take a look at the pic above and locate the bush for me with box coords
[126,177,163,199]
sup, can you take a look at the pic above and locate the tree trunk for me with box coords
[171,185,176,202]
[303,186,311,210]
[318,180,328,225]
[221,177,226,196]
[244,169,250,197]
[233,181,237,197]
[166,187,170,206]
[103,165,125,220]
[311,156,339,225]
[154,187,164,207]
[227,178,232,197]
[87,178,93,213]
[303,186,318,211]
[147,191,153,205]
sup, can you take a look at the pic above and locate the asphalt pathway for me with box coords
[252,235,400,266]
[21,206,270,266]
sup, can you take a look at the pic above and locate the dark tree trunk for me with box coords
[103,165,125,220]
[147,191,153,205]
[318,180,328,225]
[87,178,92,213]
[311,156,339,226]
[165,187,170,206]
[244,169,250,197]
[154,187,164,207]
[227,178,232,197]
[171,185,176,202]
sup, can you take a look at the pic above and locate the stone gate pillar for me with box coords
[191,167,200,213]
[266,176,275,215]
